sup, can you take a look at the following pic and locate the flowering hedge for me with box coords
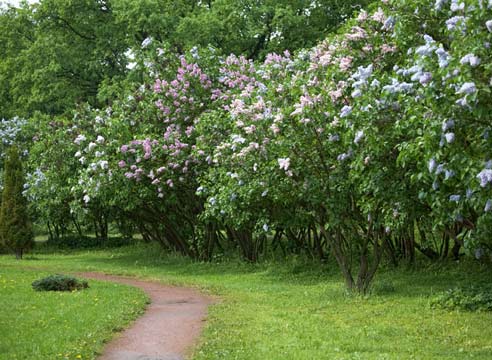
[22,0,492,292]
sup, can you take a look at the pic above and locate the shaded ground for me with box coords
[79,272,212,360]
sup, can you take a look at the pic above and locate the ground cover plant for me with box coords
[2,244,492,359]
[0,266,148,360]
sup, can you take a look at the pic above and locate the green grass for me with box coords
[1,244,492,359]
[0,266,148,360]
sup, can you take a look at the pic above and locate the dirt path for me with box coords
[78,272,212,360]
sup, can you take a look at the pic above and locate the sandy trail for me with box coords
[78,272,212,360]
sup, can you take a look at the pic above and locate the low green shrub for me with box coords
[46,234,133,249]
[430,286,492,312]
[32,274,89,292]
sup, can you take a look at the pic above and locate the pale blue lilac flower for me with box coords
[340,106,353,118]
[337,152,351,161]
[449,194,461,202]
[450,0,465,11]
[485,200,492,212]
[445,169,455,180]
[382,16,395,31]
[436,164,445,175]
[432,181,439,190]
[445,132,455,143]
[435,0,448,10]
[442,119,455,132]
[456,82,476,95]
[352,89,362,98]
[460,54,481,67]
[446,16,465,31]
[477,169,492,187]
[419,72,432,86]
[466,188,474,199]
[435,47,450,68]
[428,158,437,173]
[354,130,365,144]
[487,20,492,32]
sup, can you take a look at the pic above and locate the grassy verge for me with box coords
[1,244,492,359]
[0,266,148,360]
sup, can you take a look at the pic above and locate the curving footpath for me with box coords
[79,272,212,360]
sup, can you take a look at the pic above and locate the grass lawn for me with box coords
[1,244,492,359]
[0,266,148,360]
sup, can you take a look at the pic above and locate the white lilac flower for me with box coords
[96,135,105,144]
[231,134,246,143]
[449,194,461,202]
[340,106,352,118]
[83,194,90,204]
[445,132,455,143]
[456,82,476,95]
[261,190,268,197]
[74,151,82,158]
[337,152,351,161]
[262,224,269,232]
[95,151,103,158]
[209,197,216,206]
[485,199,492,212]
[486,160,492,169]
[442,119,455,131]
[88,142,97,151]
[74,134,86,145]
[446,16,465,31]
[487,20,492,32]
[141,37,153,48]
[278,158,290,171]
[354,130,365,144]
[329,134,340,142]
[477,169,492,187]
[99,160,109,170]
[460,54,481,67]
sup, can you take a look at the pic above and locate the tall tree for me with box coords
[0,146,34,259]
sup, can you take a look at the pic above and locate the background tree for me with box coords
[0,146,34,259]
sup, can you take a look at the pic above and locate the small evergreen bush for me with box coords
[430,286,492,312]
[32,274,89,292]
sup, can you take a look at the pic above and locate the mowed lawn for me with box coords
[1,244,492,359]
[0,266,148,360]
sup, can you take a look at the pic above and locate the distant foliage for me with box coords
[0,146,33,259]
[431,286,492,312]
[32,274,89,292]
[46,235,133,250]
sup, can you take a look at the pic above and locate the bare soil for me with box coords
[78,272,212,360]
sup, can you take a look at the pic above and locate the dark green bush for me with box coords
[430,286,492,312]
[32,274,89,292]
